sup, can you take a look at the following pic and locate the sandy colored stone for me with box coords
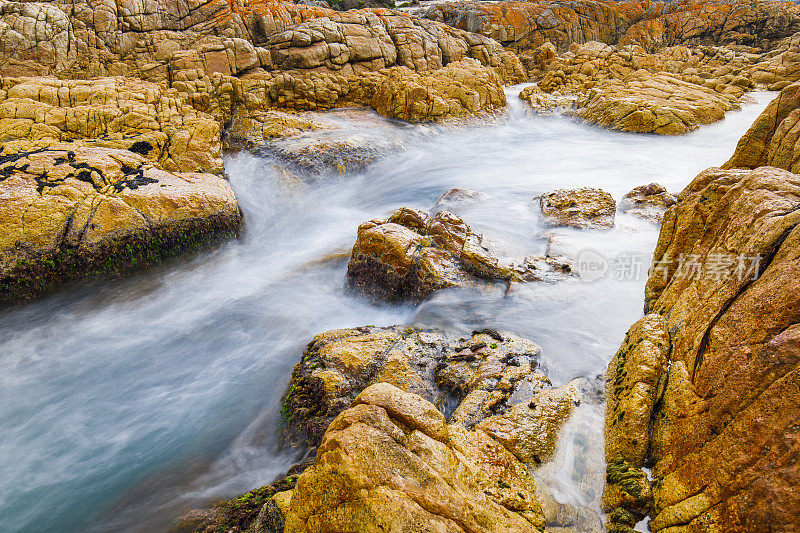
[0,140,241,304]
[283,384,547,532]
[577,70,740,134]
[476,379,583,466]
[724,82,800,173]
[609,164,800,532]
[279,325,546,449]
[539,188,615,229]
[619,183,676,223]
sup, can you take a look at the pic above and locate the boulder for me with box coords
[619,183,676,223]
[347,207,571,301]
[283,383,547,532]
[0,141,241,304]
[539,188,615,229]
[279,325,548,449]
[577,70,740,135]
[371,59,508,122]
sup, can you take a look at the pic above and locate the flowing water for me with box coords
[0,89,774,532]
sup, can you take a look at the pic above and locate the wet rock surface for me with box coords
[278,325,548,449]
[539,187,616,229]
[185,325,604,532]
[347,207,572,301]
[619,183,676,223]
[724,81,800,173]
[0,141,241,304]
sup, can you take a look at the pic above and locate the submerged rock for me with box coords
[619,183,676,223]
[347,207,571,301]
[432,187,492,211]
[0,141,241,304]
[539,188,616,229]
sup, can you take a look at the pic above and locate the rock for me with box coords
[278,325,548,449]
[539,188,616,229]
[0,141,241,304]
[619,183,676,222]
[283,383,547,532]
[173,462,311,533]
[476,378,583,466]
[607,165,800,531]
[518,85,578,115]
[371,58,508,122]
[424,0,800,54]
[603,314,670,527]
[346,207,571,301]
[577,70,740,135]
[432,188,492,211]
[0,76,223,174]
[724,82,800,173]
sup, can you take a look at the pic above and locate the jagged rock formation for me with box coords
[0,74,242,303]
[0,0,528,302]
[185,326,603,532]
[520,41,751,133]
[577,70,739,134]
[620,183,676,223]
[539,187,616,229]
[0,0,525,121]
[278,326,548,449]
[423,0,800,53]
[283,383,547,533]
[346,207,572,301]
[0,77,223,174]
[605,102,800,533]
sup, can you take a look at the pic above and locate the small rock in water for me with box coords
[539,187,616,229]
[619,183,676,223]
[346,206,572,301]
[432,188,492,212]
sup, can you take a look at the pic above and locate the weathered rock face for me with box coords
[724,82,800,173]
[0,76,223,174]
[424,0,800,53]
[371,58,508,122]
[521,41,749,133]
[423,0,646,53]
[184,319,610,532]
[279,325,548,449]
[347,207,572,301]
[539,188,615,229]
[0,141,241,304]
[603,314,670,529]
[619,183,676,223]
[578,70,739,134]
[283,383,547,533]
[605,165,800,532]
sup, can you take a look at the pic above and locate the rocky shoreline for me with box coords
[2,0,800,531]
